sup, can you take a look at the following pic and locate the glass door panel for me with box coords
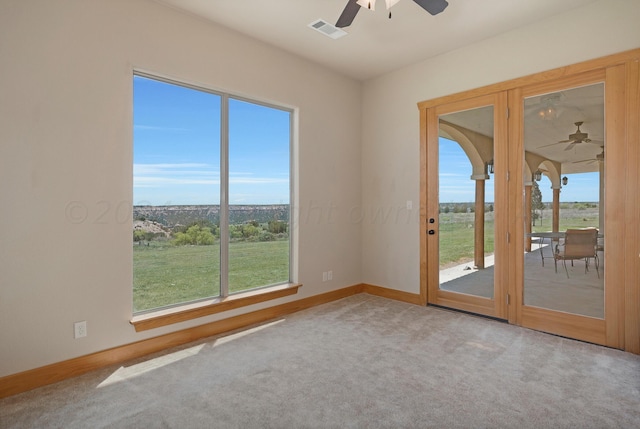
[426,93,507,320]
[522,83,605,319]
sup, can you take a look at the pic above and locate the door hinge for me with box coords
[507,232,511,243]
[506,107,510,119]
[506,294,511,305]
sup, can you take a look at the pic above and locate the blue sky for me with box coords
[439,137,600,203]
[134,75,596,207]
[133,75,290,206]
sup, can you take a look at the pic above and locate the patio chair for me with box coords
[554,228,599,278]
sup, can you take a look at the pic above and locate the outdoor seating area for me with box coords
[553,228,600,278]
[527,228,602,278]
[439,238,604,319]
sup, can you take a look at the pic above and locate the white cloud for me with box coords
[134,163,219,188]
[134,164,288,188]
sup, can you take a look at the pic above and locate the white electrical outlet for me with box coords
[322,272,328,282]
[74,321,87,339]
[328,270,333,281]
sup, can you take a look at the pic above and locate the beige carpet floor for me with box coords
[1,294,639,428]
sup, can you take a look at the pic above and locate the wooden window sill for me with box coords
[130,283,302,332]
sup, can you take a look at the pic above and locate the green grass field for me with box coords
[531,207,599,232]
[438,206,599,268]
[133,240,289,313]
[438,220,495,267]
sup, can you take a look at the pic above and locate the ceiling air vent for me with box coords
[308,19,347,39]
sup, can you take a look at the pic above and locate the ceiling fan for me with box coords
[540,121,603,151]
[572,149,605,165]
[336,0,449,28]
[558,121,604,151]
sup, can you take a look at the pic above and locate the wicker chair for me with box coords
[553,228,599,278]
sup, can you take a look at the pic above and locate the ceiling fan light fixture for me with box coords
[356,0,401,11]
[357,0,376,10]
[385,0,401,9]
[537,93,561,121]
[537,105,558,121]
[341,0,448,27]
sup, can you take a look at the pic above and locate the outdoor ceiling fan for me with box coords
[558,121,604,151]
[336,0,449,28]
[540,121,603,151]
[573,149,605,165]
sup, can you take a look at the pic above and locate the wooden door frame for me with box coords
[418,48,640,353]
[511,69,611,346]
[423,93,508,319]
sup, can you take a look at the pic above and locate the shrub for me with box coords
[172,225,215,246]
[174,220,218,237]
[259,231,275,242]
[242,224,261,238]
[133,230,147,242]
[268,220,288,234]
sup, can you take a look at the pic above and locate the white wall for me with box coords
[361,0,640,292]
[0,0,362,377]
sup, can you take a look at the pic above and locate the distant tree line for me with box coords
[439,203,494,214]
[133,218,288,246]
[133,205,290,228]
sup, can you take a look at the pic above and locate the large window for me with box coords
[133,73,292,314]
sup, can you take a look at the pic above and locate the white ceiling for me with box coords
[155,0,601,81]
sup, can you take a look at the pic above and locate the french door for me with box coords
[509,69,623,348]
[422,67,626,348]
[424,92,508,320]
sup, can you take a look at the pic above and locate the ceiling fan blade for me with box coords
[586,139,604,145]
[564,142,577,151]
[336,0,361,28]
[412,0,449,15]
[538,142,564,149]
[557,139,573,143]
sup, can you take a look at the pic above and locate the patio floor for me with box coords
[439,242,604,318]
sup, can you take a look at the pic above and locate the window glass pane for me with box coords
[228,98,291,293]
[133,75,221,313]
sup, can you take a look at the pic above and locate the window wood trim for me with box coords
[130,283,302,332]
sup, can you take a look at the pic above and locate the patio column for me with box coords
[472,175,488,269]
[552,187,560,233]
[524,183,532,252]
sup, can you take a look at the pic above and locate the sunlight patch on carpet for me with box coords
[97,344,206,388]
[213,319,285,347]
